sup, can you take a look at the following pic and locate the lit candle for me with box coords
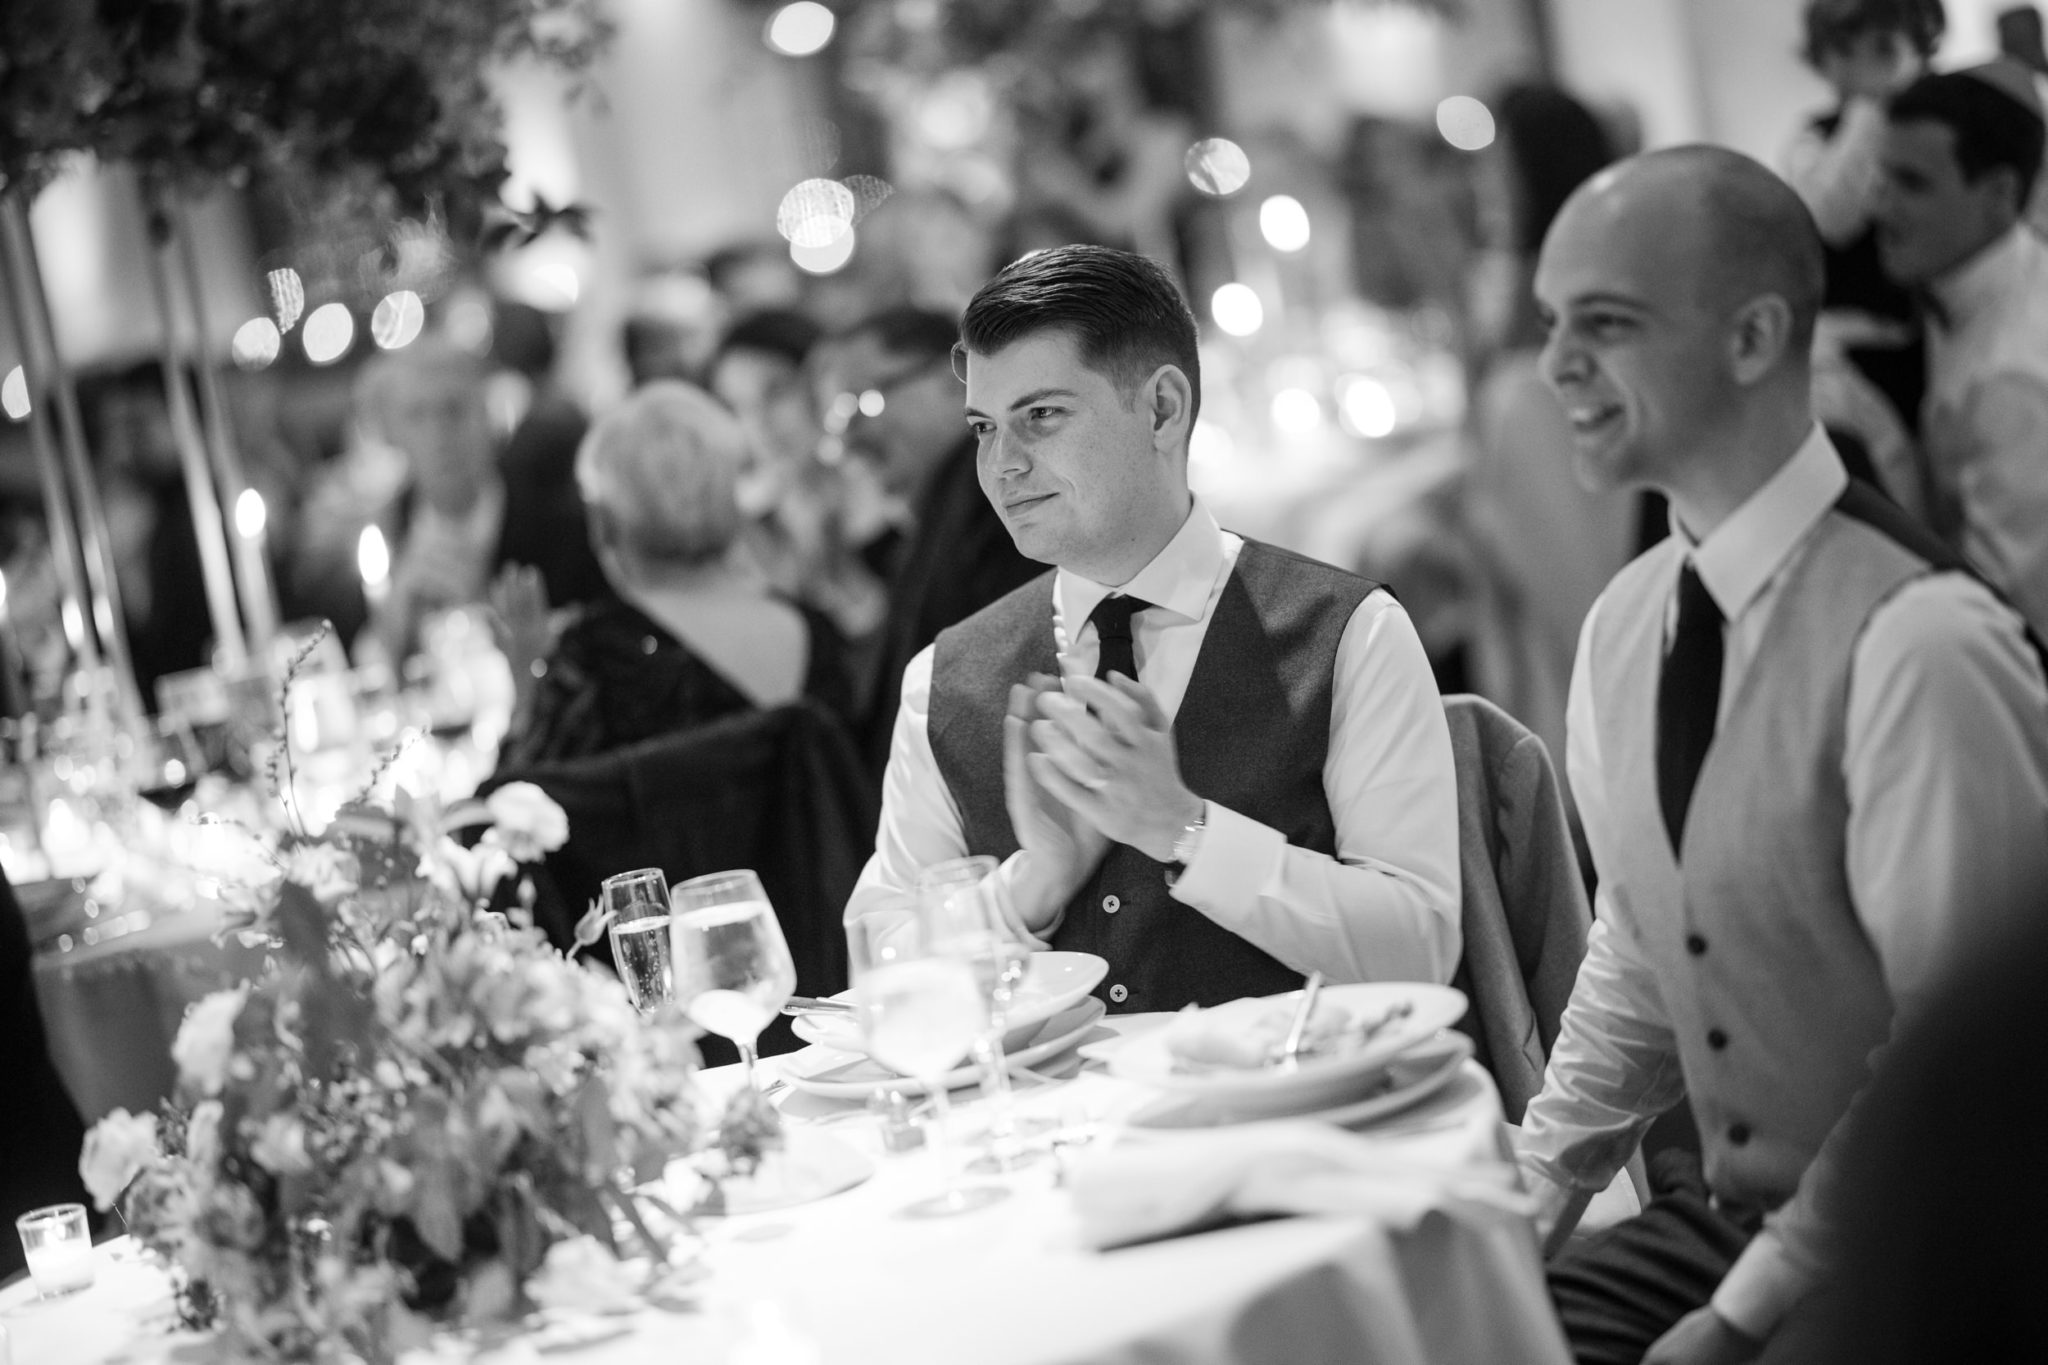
[15,1203,94,1298]
[357,524,391,610]
[231,488,281,650]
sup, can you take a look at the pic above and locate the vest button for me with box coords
[1108,983,1129,1004]
[1707,1028,1729,1050]
[1728,1122,1752,1146]
[1102,894,1120,914]
[1686,933,1708,956]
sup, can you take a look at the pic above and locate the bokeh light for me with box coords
[791,226,856,275]
[267,268,305,332]
[916,72,993,149]
[2,366,29,420]
[231,318,281,370]
[301,303,355,365]
[776,178,858,249]
[357,525,391,589]
[1210,283,1264,337]
[1259,195,1312,252]
[765,2,835,56]
[371,290,425,350]
[1185,138,1252,197]
[534,265,581,309]
[1271,388,1324,435]
[1340,376,1398,438]
[234,488,267,539]
[1436,96,1497,151]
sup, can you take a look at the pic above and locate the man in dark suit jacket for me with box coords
[820,308,1041,772]
[2,870,92,1277]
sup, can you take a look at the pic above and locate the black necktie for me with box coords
[1656,563,1723,856]
[1089,594,1152,682]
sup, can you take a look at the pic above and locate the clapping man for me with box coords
[1518,146,2048,1364]
[846,246,1460,1010]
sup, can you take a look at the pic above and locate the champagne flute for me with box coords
[603,867,673,1014]
[916,856,1045,1171]
[671,869,797,1089]
[850,906,1008,1218]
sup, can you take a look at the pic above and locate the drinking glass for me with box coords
[849,905,1008,1218]
[603,867,674,1014]
[136,715,206,812]
[670,869,797,1089]
[16,1203,94,1298]
[916,856,1046,1171]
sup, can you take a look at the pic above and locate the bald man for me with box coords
[1515,146,2048,1365]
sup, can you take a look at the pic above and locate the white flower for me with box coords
[481,783,569,861]
[79,1109,158,1210]
[249,1114,312,1176]
[422,836,518,905]
[526,1235,639,1316]
[284,842,359,904]
[185,1100,224,1169]
[172,986,248,1095]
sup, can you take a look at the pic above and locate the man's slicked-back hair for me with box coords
[959,245,1201,419]
[1889,69,2048,206]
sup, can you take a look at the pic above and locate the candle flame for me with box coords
[235,488,267,539]
[357,525,391,588]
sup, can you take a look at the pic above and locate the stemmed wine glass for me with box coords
[916,856,1045,1172]
[849,904,1007,1218]
[603,867,674,1014]
[670,869,797,1090]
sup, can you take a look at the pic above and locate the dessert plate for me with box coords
[791,951,1108,1056]
[780,997,1107,1100]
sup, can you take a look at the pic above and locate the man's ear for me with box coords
[1145,364,1195,449]
[1978,163,2026,221]
[1728,294,1795,386]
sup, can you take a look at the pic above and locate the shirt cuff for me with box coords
[993,852,1062,949]
[1709,1228,1817,1340]
[1167,800,1285,912]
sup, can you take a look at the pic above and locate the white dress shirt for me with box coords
[847,501,1463,986]
[1923,225,2048,636]
[1520,428,2048,1336]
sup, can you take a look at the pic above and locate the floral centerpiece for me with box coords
[76,649,773,1363]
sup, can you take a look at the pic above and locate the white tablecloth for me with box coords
[1,1028,1571,1365]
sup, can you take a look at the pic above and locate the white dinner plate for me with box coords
[1108,982,1468,1117]
[779,996,1107,1100]
[790,950,1109,1056]
[1124,1031,1473,1132]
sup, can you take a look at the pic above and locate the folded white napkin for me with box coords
[1068,1121,1532,1251]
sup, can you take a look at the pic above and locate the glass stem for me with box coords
[973,1029,1018,1143]
[739,1042,759,1091]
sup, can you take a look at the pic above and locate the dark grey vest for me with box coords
[928,539,1379,1012]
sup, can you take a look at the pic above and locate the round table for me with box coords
[0,1028,1571,1365]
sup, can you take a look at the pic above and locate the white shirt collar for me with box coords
[1930,225,2036,332]
[1674,425,1847,622]
[1058,500,1224,628]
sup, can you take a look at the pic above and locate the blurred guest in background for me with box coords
[620,269,725,389]
[1,869,92,1279]
[709,310,891,644]
[2004,3,2048,73]
[1783,0,1946,453]
[818,307,1041,772]
[496,382,845,769]
[1877,64,2048,632]
[1460,83,1639,770]
[492,302,606,611]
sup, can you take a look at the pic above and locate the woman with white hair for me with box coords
[496,381,844,767]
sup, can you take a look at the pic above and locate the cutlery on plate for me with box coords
[781,995,855,1016]
[1271,971,1325,1071]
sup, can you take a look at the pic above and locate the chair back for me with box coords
[483,699,878,1059]
[1442,693,1592,1121]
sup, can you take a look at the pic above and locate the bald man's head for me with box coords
[1533,146,1823,492]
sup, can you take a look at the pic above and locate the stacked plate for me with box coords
[777,951,1109,1100]
[1103,982,1471,1132]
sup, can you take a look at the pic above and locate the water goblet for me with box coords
[916,856,1047,1171]
[850,907,1008,1218]
[670,869,797,1089]
[603,867,674,1014]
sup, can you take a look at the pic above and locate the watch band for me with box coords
[1170,805,1208,868]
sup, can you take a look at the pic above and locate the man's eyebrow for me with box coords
[1559,291,1651,314]
[963,387,1083,420]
